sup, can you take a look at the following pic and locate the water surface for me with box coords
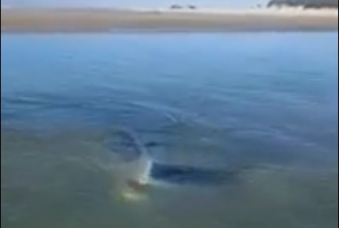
[1,32,338,228]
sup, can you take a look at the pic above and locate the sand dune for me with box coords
[1,8,338,32]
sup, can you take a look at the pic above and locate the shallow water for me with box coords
[1,32,338,228]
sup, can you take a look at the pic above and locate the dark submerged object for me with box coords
[108,129,250,187]
[150,162,242,186]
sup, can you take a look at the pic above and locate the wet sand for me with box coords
[1,8,338,33]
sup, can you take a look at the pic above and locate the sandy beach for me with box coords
[1,8,338,32]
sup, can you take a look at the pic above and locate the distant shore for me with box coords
[1,8,338,33]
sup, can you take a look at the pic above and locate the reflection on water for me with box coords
[1,33,338,228]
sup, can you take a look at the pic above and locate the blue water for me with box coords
[1,33,338,228]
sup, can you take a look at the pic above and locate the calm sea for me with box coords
[1,33,338,228]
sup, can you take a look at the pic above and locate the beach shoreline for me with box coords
[1,8,338,33]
